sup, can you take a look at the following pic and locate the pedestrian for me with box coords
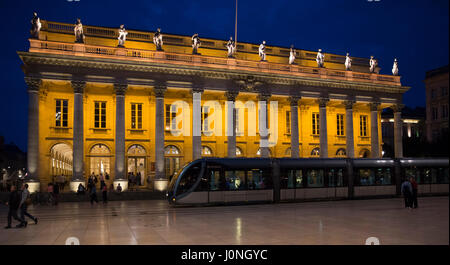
[137,172,141,186]
[102,184,108,204]
[77,183,86,195]
[116,183,122,193]
[410,177,419,208]
[4,185,26,229]
[53,181,60,205]
[89,183,98,205]
[401,178,413,208]
[108,183,114,192]
[47,183,54,205]
[19,184,38,225]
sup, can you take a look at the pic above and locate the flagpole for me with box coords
[235,0,238,46]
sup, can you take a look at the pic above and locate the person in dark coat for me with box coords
[89,183,98,205]
[4,185,26,229]
[401,178,413,208]
[409,177,419,208]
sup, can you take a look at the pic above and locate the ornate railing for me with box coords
[28,39,402,86]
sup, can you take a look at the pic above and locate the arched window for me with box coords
[127,144,146,155]
[359,149,370,158]
[236,146,243,156]
[311,147,320,157]
[165,145,181,178]
[202,146,213,156]
[336,148,346,157]
[165,145,180,155]
[89,144,111,176]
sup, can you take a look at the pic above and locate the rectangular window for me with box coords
[360,115,368,136]
[312,113,320,135]
[306,169,324,187]
[201,106,209,132]
[441,105,448,119]
[131,103,143,129]
[225,170,246,190]
[431,89,436,99]
[336,114,344,136]
[165,104,177,130]
[94,101,106,128]
[285,111,291,134]
[235,108,240,135]
[55,99,68,127]
[432,107,438,120]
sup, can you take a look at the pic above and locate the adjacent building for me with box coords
[18,19,409,192]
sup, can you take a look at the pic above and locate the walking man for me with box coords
[4,185,26,229]
[410,177,419,208]
[19,184,38,225]
[401,178,413,208]
[89,183,98,205]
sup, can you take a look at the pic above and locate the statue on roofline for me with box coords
[192,33,201,54]
[74,18,85,43]
[392,58,399,76]
[226,37,236,58]
[30,12,41,39]
[345,52,352,71]
[117,24,128,47]
[259,40,266,61]
[289,45,296,65]
[316,49,324,68]
[153,28,163,51]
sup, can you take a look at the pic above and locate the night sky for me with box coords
[0,0,448,151]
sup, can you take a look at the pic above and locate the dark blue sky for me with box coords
[0,0,448,151]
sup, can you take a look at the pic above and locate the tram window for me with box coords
[431,168,438,183]
[328,168,344,187]
[357,169,375,185]
[375,168,392,185]
[423,168,432,184]
[280,170,289,189]
[306,169,324,187]
[208,170,222,191]
[405,168,421,183]
[225,170,246,190]
[176,165,200,195]
[437,168,449,184]
[248,169,266,190]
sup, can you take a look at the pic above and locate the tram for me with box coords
[166,158,449,205]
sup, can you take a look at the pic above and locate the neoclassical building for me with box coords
[18,19,409,191]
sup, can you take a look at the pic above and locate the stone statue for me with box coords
[392,58,399,76]
[316,49,324,67]
[345,53,352,71]
[153,28,163,51]
[226,37,236,58]
[192,33,201,54]
[30,12,41,39]
[289,45,296,65]
[369,56,377,73]
[74,18,85,43]
[117,24,128,47]
[259,41,266,61]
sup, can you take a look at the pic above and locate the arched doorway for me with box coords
[50,143,73,181]
[359,148,371,158]
[89,144,111,176]
[127,144,147,186]
[202,146,213,157]
[311,147,320,157]
[336,148,346,158]
[165,145,182,178]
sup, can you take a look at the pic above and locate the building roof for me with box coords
[425,65,449,79]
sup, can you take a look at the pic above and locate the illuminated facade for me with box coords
[18,20,409,191]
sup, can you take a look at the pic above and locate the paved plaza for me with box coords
[0,196,448,245]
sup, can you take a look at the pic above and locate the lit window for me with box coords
[94,101,106,128]
[360,115,368,137]
[336,114,344,136]
[236,147,243,156]
[131,103,143,129]
[202,146,213,156]
[311,148,320,157]
[165,104,177,130]
[286,111,291,134]
[55,99,68,127]
[201,106,209,132]
[336,148,346,157]
[312,113,320,135]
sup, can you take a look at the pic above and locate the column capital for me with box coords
[225,89,239,101]
[344,100,355,109]
[154,86,167,98]
[258,92,271,102]
[289,96,301,106]
[318,97,329,108]
[24,76,42,92]
[114,82,128,96]
[391,103,404,113]
[369,102,381,111]
[71,80,86,94]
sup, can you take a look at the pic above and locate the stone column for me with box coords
[318,98,329,158]
[25,77,41,182]
[226,90,239,158]
[154,85,166,179]
[258,93,271,158]
[192,88,203,160]
[114,83,127,179]
[72,80,86,181]
[290,96,300,158]
[344,100,355,158]
[393,104,404,158]
[370,102,380,158]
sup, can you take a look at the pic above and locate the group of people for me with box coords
[4,184,38,229]
[76,172,123,205]
[127,171,143,191]
[401,177,419,209]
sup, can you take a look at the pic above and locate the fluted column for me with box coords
[114,83,127,179]
[72,80,86,180]
[393,104,404,158]
[226,90,239,158]
[25,76,41,181]
[154,85,166,179]
[318,98,329,158]
[290,96,300,158]
[192,88,203,160]
[258,93,271,158]
[370,102,380,158]
[344,100,355,158]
